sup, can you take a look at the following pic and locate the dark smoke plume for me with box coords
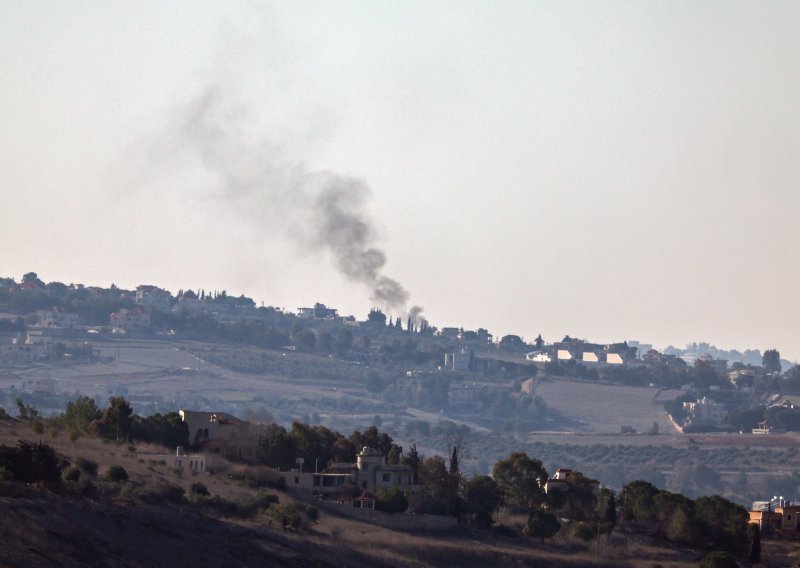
[155,85,411,311]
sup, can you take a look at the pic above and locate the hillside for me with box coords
[2,417,779,568]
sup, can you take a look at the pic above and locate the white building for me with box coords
[683,397,727,425]
[145,446,208,473]
[443,348,471,372]
[135,285,173,313]
[35,307,79,330]
[626,341,653,360]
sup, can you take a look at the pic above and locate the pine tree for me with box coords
[750,524,761,563]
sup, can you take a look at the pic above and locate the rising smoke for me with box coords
[157,85,414,313]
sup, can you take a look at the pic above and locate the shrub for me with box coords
[190,482,209,496]
[524,509,561,542]
[195,495,240,516]
[492,524,520,538]
[270,502,315,530]
[134,482,185,505]
[75,457,99,477]
[193,491,278,518]
[376,486,409,514]
[31,421,44,434]
[699,551,739,568]
[237,466,285,489]
[62,466,81,482]
[571,521,596,542]
[105,465,129,482]
[0,441,62,485]
[237,492,281,518]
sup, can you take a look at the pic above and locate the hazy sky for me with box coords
[2,2,799,360]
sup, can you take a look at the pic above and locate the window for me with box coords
[294,477,300,484]
[382,473,391,483]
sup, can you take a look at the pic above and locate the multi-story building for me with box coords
[282,446,420,497]
[179,409,245,445]
[35,307,79,330]
[682,397,727,425]
[135,285,173,313]
[110,308,150,333]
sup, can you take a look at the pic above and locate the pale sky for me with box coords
[2,1,799,360]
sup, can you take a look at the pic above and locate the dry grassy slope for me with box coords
[0,492,333,568]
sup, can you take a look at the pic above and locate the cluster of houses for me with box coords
[177,408,608,515]
[524,337,639,368]
[749,497,800,535]
[177,409,420,507]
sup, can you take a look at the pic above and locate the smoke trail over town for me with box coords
[153,85,414,313]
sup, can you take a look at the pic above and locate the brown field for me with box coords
[533,378,683,435]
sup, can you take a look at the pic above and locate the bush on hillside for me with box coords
[62,466,81,482]
[190,482,209,496]
[104,465,128,482]
[0,440,62,485]
[571,521,596,542]
[132,481,185,505]
[699,551,739,568]
[74,456,99,477]
[270,502,318,530]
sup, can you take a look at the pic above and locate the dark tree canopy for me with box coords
[463,475,503,528]
[492,451,548,511]
[763,349,782,374]
[524,509,561,542]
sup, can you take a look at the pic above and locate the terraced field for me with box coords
[533,378,682,434]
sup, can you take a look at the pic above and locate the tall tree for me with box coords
[492,451,549,511]
[62,396,101,433]
[449,446,459,475]
[418,456,450,515]
[447,446,461,515]
[763,349,782,374]
[598,488,617,534]
[621,480,660,524]
[401,443,421,483]
[463,475,503,528]
[90,397,133,442]
[749,523,761,563]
